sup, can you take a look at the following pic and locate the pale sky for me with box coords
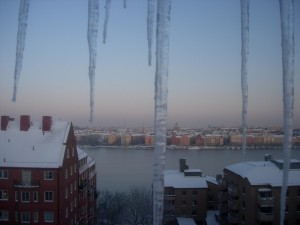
[0,0,299,128]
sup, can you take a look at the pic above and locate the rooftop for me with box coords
[0,117,71,168]
[225,158,300,186]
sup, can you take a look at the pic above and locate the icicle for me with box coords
[147,0,155,66]
[153,0,171,225]
[279,0,294,224]
[87,0,99,122]
[123,0,127,9]
[103,0,111,44]
[12,0,30,102]
[240,0,249,154]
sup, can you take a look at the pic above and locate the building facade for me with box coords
[0,115,96,225]
[217,154,300,225]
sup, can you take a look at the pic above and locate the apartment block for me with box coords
[163,159,219,225]
[217,154,300,225]
[0,115,96,225]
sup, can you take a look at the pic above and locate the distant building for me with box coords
[204,135,224,146]
[217,154,300,225]
[145,134,154,146]
[121,134,132,146]
[0,115,96,225]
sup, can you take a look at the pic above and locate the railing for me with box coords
[257,212,274,221]
[257,196,274,205]
[13,180,40,188]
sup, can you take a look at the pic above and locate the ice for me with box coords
[12,0,30,102]
[240,0,249,154]
[103,0,111,44]
[147,0,155,66]
[87,0,99,122]
[153,0,171,224]
[279,0,294,224]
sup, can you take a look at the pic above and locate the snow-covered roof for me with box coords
[164,170,208,189]
[176,217,197,225]
[225,160,300,187]
[0,119,71,168]
[206,211,219,225]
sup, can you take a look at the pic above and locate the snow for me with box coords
[164,170,208,189]
[176,217,197,225]
[12,0,30,102]
[153,0,172,225]
[206,211,219,225]
[240,0,250,154]
[87,0,99,122]
[147,0,155,66]
[0,119,71,168]
[225,160,300,187]
[279,0,295,224]
[103,0,111,44]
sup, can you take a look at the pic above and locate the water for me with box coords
[81,147,300,192]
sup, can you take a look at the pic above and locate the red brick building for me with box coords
[0,115,96,225]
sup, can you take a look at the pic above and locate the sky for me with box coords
[0,0,299,129]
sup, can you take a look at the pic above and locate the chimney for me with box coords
[42,116,52,132]
[179,158,189,172]
[1,116,10,130]
[20,115,30,131]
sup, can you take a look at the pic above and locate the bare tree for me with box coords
[97,190,126,225]
[123,187,153,225]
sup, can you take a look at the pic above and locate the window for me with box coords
[22,192,30,202]
[0,170,8,179]
[181,190,186,196]
[181,200,187,205]
[66,148,69,158]
[0,190,8,200]
[44,171,53,180]
[44,212,54,222]
[33,212,38,223]
[70,166,73,176]
[65,188,68,199]
[65,169,68,179]
[74,164,77,173]
[15,191,18,202]
[15,211,18,222]
[44,191,53,202]
[71,183,73,194]
[22,170,31,186]
[21,212,30,223]
[74,180,77,190]
[72,147,75,156]
[71,201,73,212]
[192,200,198,206]
[33,191,38,202]
[66,207,68,218]
[0,210,9,221]
[192,190,197,196]
[74,197,77,207]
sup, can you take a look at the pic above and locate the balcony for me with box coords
[228,199,238,211]
[228,214,238,224]
[219,191,228,202]
[257,196,275,205]
[13,180,40,188]
[79,179,88,191]
[218,203,228,213]
[228,186,238,197]
[257,212,274,221]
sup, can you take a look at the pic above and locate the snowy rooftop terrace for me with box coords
[164,169,208,189]
[0,116,71,168]
[225,157,300,186]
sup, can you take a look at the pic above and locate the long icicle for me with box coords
[279,0,294,224]
[123,0,127,9]
[240,0,249,154]
[153,0,171,225]
[147,0,155,66]
[12,0,30,102]
[87,0,99,122]
[103,0,111,44]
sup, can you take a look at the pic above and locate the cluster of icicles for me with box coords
[11,0,295,224]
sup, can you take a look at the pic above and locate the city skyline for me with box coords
[0,0,300,128]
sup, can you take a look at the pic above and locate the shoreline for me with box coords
[79,145,300,151]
